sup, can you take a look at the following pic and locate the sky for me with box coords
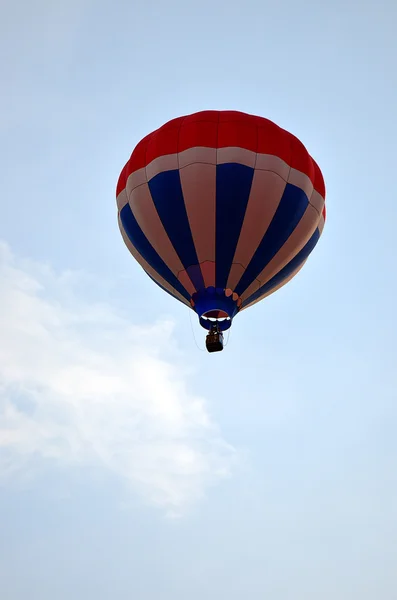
[1,0,397,598]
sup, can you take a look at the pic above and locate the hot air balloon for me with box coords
[116,111,326,352]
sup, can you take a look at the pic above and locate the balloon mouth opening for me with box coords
[191,287,241,331]
[201,309,231,322]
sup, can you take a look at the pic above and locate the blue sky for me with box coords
[1,0,396,598]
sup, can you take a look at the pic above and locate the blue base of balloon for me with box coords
[192,287,240,331]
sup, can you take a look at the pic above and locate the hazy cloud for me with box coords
[0,242,235,515]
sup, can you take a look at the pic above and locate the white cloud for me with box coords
[0,242,236,515]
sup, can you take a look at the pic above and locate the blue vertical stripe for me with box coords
[120,203,191,302]
[235,183,309,296]
[242,227,320,308]
[148,170,205,290]
[215,163,254,288]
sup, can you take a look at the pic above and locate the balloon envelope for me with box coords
[116,110,326,331]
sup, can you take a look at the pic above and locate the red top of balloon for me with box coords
[116,110,326,215]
